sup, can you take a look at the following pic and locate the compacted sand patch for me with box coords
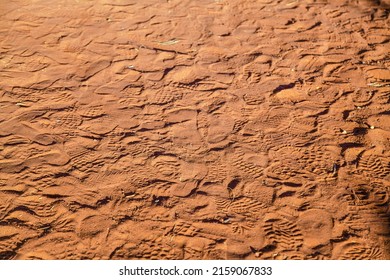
[0,0,389,259]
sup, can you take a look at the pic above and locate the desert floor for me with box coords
[0,0,389,260]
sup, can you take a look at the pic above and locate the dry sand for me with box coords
[0,0,389,260]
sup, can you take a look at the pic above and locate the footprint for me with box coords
[267,146,332,183]
[264,160,304,184]
[169,67,206,87]
[151,155,181,178]
[297,209,334,249]
[229,197,267,217]
[332,239,384,260]
[343,183,390,235]
[171,181,198,197]
[0,194,13,219]
[262,214,304,253]
[240,59,271,85]
[258,106,292,131]
[102,127,127,148]
[357,149,390,180]
[274,87,308,104]
[196,110,209,140]
[51,111,83,129]
[285,113,317,137]
[179,161,208,182]
[207,114,235,144]
[213,194,265,235]
[204,161,228,183]
[365,68,390,83]
[77,214,114,239]
[295,55,326,74]
[24,150,70,167]
[15,232,91,260]
[79,105,106,119]
[51,214,76,233]
[124,138,164,158]
[146,87,183,105]
[349,88,374,107]
[183,237,217,260]
[12,195,58,218]
[370,181,389,207]
[231,218,257,235]
[80,116,118,136]
[168,66,229,91]
[228,147,266,179]
[166,108,197,124]
[0,225,38,260]
[297,145,341,179]
[255,131,294,152]
[166,220,199,237]
[242,182,275,206]
[170,120,203,150]
[124,236,183,260]
[242,88,267,105]
[69,150,105,174]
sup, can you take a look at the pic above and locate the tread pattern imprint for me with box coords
[0,0,389,259]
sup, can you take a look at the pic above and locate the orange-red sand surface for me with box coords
[0,0,389,260]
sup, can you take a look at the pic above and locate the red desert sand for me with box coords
[0,0,389,260]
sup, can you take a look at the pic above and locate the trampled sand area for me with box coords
[0,0,389,259]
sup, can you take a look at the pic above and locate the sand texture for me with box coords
[0,0,389,260]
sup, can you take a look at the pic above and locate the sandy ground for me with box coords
[0,0,389,260]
